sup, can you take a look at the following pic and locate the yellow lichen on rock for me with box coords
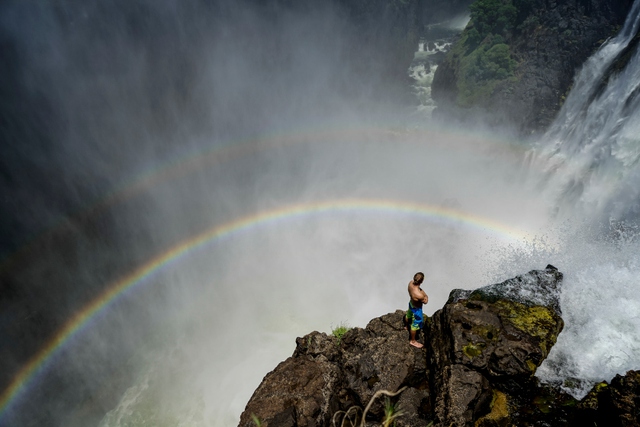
[463,342,485,359]
[494,300,561,356]
[476,390,510,427]
[525,359,537,373]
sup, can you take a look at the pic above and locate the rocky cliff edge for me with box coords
[239,265,640,426]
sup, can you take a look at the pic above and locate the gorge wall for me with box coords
[431,0,634,134]
[305,0,634,135]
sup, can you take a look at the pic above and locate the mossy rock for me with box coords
[449,266,563,317]
[464,342,486,359]
[578,381,608,411]
[494,299,563,357]
[476,390,511,426]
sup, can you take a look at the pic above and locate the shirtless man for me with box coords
[405,272,428,348]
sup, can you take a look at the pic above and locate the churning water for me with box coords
[526,0,640,398]
[1,1,640,426]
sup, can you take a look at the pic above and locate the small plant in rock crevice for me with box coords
[381,396,403,427]
[331,322,351,346]
[331,387,409,427]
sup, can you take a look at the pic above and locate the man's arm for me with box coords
[409,284,428,303]
[421,291,428,304]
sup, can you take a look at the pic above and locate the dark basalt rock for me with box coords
[448,264,563,315]
[239,311,432,427]
[427,265,564,426]
[239,267,640,426]
[573,371,640,427]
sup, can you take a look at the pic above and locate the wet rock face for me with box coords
[427,266,565,426]
[575,370,640,427]
[436,299,562,375]
[237,355,342,427]
[608,371,640,426]
[441,266,565,378]
[339,318,422,407]
[448,265,563,316]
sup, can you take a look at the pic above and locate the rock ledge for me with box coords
[239,266,640,426]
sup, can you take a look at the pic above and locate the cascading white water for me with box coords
[531,0,640,224]
[522,0,640,398]
[409,39,452,116]
[408,16,470,118]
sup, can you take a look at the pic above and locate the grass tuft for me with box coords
[382,396,403,427]
[251,414,262,427]
[332,387,408,427]
[331,322,351,345]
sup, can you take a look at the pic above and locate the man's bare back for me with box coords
[408,280,428,308]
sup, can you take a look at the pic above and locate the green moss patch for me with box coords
[478,390,510,424]
[533,395,553,414]
[463,342,486,359]
[494,300,561,356]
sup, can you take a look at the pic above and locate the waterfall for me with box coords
[531,0,640,225]
[408,18,466,119]
[526,0,640,398]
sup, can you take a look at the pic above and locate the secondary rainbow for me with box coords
[0,125,528,271]
[0,197,531,421]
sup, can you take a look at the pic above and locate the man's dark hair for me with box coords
[414,272,424,283]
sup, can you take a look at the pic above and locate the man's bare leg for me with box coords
[409,329,423,348]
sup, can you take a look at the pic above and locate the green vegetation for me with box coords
[499,303,556,338]
[469,0,517,41]
[517,14,540,32]
[479,390,510,422]
[579,381,608,409]
[495,300,560,357]
[515,383,579,418]
[251,414,262,427]
[446,0,522,107]
[332,387,409,427]
[455,36,517,107]
[533,394,555,414]
[381,397,403,427]
[332,322,351,346]
[463,342,485,359]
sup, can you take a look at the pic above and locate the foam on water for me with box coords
[493,224,640,398]
[518,0,640,398]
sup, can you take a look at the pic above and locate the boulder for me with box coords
[574,370,640,426]
[427,265,565,426]
[237,354,342,427]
